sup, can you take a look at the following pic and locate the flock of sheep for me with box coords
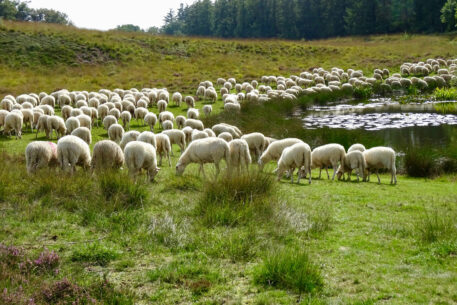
[2,57,454,184]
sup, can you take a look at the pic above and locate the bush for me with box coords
[253,247,323,294]
[404,149,439,178]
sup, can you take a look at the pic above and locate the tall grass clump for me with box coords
[196,172,276,227]
[404,149,438,178]
[415,208,457,243]
[253,247,323,294]
[434,87,457,101]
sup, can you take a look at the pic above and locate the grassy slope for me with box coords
[1,21,457,304]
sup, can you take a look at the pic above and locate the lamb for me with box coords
[38,105,54,116]
[40,95,55,108]
[121,111,132,129]
[185,96,195,108]
[176,115,186,129]
[277,142,312,184]
[70,108,82,118]
[348,143,366,153]
[103,115,118,131]
[241,132,266,161]
[3,112,23,139]
[258,138,303,170]
[77,114,92,130]
[0,109,9,129]
[363,147,397,185]
[336,151,366,182]
[138,131,157,148]
[192,129,209,141]
[203,105,212,117]
[184,119,204,131]
[108,123,124,143]
[172,92,182,106]
[157,100,167,113]
[140,113,155,132]
[187,108,199,119]
[71,127,92,145]
[47,116,67,139]
[25,141,58,174]
[120,130,141,150]
[57,135,91,174]
[91,140,124,171]
[124,141,160,181]
[311,144,346,180]
[176,137,230,177]
[218,132,233,142]
[155,133,172,166]
[228,139,251,176]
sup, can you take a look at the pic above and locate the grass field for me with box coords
[1,21,457,304]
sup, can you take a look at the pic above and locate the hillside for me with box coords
[1,21,457,95]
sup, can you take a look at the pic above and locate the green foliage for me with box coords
[253,247,323,294]
[99,171,148,210]
[415,208,457,243]
[441,0,457,31]
[70,243,119,266]
[114,24,143,32]
[434,87,457,100]
[0,0,71,25]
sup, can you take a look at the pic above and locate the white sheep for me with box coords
[176,137,230,177]
[158,111,174,129]
[134,107,148,125]
[98,104,109,121]
[185,96,195,108]
[109,108,121,120]
[363,147,397,184]
[47,116,66,139]
[108,123,124,143]
[138,131,157,148]
[3,112,23,139]
[61,105,73,121]
[57,135,91,173]
[35,114,50,139]
[204,88,217,103]
[77,114,92,130]
[184,119,204,131]
[155,133,172,167]
[182,126,193,144]
[175,115,186,129]
[192,129,209,141]
[336,151,366,182]
[241,132,266,161]
[157,100,167,113]
[277,142,312,184]
[21,108,34,131]
[120,130,140,150]
[91,140,124,171]
[224,103,241,113]
[103,115,117,131]
[203,105,212,117]
[124,141,160,181]
[161,120,173,130]
[172,92,182,106]
[203,128,216,137]
[348,143,366,153]
[162,129,186,156]
[311,144,346,180]
[25,141,58,174]
[212,123,241,138]
[218,132,233,142]
[258,138,303,170]
[228,139,251,176]
[187,108,199,119]
[65,117,80,135]
[71,127,92,145]
[121,111,132,130]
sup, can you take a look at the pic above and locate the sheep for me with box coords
[157,100,167,113]
[348,143,366,153]
[38,105,54,116]
[197,86,206,97]
[212,123,242,138]
[61,105,73,121]
[59,94,72,108]
[35,114,51,138]
[3,112,23,139]
[77,114,92,130]
[162,129,186,155]
[205,88,218,103]
[108,108,121,120]
[184,119,204,131]
[185,96,195,108]
[65,117,80,135]
[91,140,124,172]
[155,133,172,167]
[134,107,148,125]
[182,126,193,144]
[176,137,230,177]
[175,115,186,129]
[277,142,312,184]
[158,111,175,129]
[120,130,140,150]
[108,123,124,143]
[187,108,199,119]
[138,131,157,148]
[40,95,55,108]
[203,105,212,117]
[25,141,59,174]
[258,138,303,171]
[71,127,92,145]
[98,104,109,121]
[241,132,266,161]
[203,128,216,137]
[0,109,9,129]
[172,92,183,106]
[124,141,160,181]
[47,116,66,139]
[218,132,233,142]
[228,139,251,176]
[162,120,174,130]
[363,147,397,185]
[192,129,209,141]
[224,103,241,113]
[121,111,132,130]
[103,115,118,131]
[144,112,157,131]
[336,151,366,182]
[311,144,346,180]
[1,99,13,111]
[21,108,34,131]
[57,135,91,174]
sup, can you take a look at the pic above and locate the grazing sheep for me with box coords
[336,151,366,182]
[71,127,92,145]
[98,104,109,121]
[311,144,346,180]
[363,147,397,185]
[4,112,23,139]
[187,108,199,119]
[21,108,34,131]
[192,129,209,142]
[157,100,167,113]
[185,96,195,108]
[120,130,140,150]
[258,138,303,171]
[205,89,218,103]
[144,112,157,131]
[121,111,132,130]
[176,137,230,177]
[61,105,73,121]
[109,108,121,120]
[155,133,172,167]
[124,141,160,181]
[241,132,266,161]
[40,95,55,108]
[184,119,204,131]
[25,141,58,174]
[1,99,13,111]
[277,142,312,184]
[35,114,50,138]
[162,120,173,130]
[103,114,118,132]
[65,117,80,135]
[176,115,186,129]
[348,143,366,153]
[108,123,124,143]
[182,126,193,144]
[224,103,241,113]
[203,105,212,117]
[228,139,251,176]
[138,131,157,148]
[47,116,66,139]
[38,104,54,116]
[134,107,148,125]
[203,128,216,137]
[218,132,233,142]
[57,135,91,174]
[162,129,186,155]
[158,111,175,129]
[172,92,183,106]
[77,114,92,130]
[212,123,242,138]
[91,140,124,171]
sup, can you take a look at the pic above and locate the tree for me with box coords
[115,24,143,32]
[147,26,160,34]
[441,0,457,31]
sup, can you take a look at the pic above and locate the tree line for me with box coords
[0,0,71,25]
[160,0,456,40]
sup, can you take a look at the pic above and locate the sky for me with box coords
[28,0,195,31]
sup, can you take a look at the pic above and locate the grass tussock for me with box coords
[415,208,457,244]
[99,171,148,210]
[253,247,323,294]
[70,243,119,266]
[404,149,457,178]
[434,88,457,101]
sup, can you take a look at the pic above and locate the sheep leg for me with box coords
[167,153,171,167]
[159,154,163,166]
[214,162,220,178]
[331,165,338,181]
[326,167,330,180]
[376,170,381,184]
[318,168,322,179]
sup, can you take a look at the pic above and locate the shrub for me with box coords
[253,247,323,294]
[404,149,439,178]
